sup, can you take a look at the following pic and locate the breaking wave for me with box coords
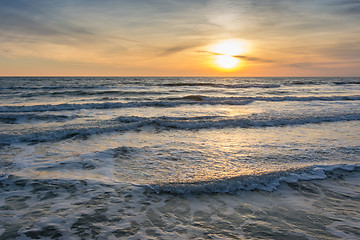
[148,164,359,194]
[1,113,359,144]
[1,95,359,112]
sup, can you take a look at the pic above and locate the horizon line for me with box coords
[1,75,359,78]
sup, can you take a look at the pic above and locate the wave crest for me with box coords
[147,165,359,194]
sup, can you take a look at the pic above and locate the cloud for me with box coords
[159,42,206,56]
[0,0,134,65]
[286,62,315,68]
[159,45,195,56]
[0,0,214,61]
[0,1,95,44]
[0,5,59,36]
[333,0,360,15]
[198,51,273,63]
[286,60,360,69]
[232,55,273,63]
[317,39,360,60]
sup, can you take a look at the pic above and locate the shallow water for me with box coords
[0,169,359,239]
[0,77,359,239]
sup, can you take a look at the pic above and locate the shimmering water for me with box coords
[0,77,359,239]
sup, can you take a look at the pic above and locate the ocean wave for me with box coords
[0,100,251,112]
[0,102,143,112]
[1,95,359,112]
[167,95,360,102]
[114,113,360,129]
[147,164,360,194]
[15,90,169,98]
[161,82,281,88]
[0,85,105,91]
[334,81,360,85]
[0,113,78,124]
[1,113,359,144]
[0,125,124,144]
[162,83,218,87]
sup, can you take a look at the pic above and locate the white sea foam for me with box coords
[147,164,359,194]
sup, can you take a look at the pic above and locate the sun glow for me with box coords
[211,39,248,70]
[215,55,239,69]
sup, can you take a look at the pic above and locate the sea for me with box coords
[0,76,359,239]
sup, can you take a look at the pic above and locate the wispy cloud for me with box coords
[232,55,273,63]
[287,60,360,69]
[333,0,360,15]
[198,51,273,63]
[159,44,201,56]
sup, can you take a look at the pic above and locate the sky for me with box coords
[0,0,359,76]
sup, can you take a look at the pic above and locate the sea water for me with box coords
[0,77,359,239]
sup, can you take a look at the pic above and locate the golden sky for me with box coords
[0,0,359,76]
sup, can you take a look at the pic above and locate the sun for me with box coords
[215,55,239,69]
[210,39,249,70]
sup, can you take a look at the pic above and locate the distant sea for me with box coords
[0,77,359,239]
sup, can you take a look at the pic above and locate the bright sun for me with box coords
[216,55,239,69]
[211,39,248,70]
